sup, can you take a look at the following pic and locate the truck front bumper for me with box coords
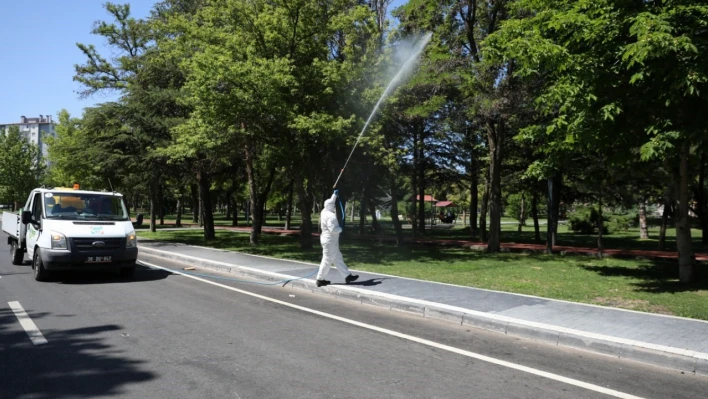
[41,247,139,270]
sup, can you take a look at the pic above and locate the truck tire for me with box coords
[32,249,51,282]
[10,240,24,265]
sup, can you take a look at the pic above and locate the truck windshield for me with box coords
[44,193,129,221]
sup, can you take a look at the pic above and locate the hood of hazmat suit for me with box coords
[324,194,337,213]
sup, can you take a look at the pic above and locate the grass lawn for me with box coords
[138,229,708,321]
[140,211,706,253]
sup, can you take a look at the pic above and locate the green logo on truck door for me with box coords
[27,225,38,240]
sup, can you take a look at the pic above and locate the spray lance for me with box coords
[331,32,433,226]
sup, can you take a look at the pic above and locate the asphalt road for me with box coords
[1,231,707,398]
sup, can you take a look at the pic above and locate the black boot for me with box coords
[316,279,330,287]
[345,274,359,284]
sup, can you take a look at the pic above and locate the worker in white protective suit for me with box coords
[316,190,359,287]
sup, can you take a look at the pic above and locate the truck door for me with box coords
[25,192,43,259]
[18,192,34,249]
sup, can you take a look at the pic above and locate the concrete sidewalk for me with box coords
[137,239,708,376]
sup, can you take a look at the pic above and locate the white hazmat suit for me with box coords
[316,193,357,286]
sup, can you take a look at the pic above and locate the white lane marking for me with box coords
[8,301,48,345]
[140,260,645,399]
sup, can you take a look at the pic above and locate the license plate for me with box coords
[86,256,112,263]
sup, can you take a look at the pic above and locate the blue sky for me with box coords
[0,0,407,124]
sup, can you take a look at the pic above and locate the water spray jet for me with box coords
[333,32,433,189]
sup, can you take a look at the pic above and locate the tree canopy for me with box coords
[40,0,708,283]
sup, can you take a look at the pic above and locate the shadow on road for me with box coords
[0,271,31,276]
[0,308,155,398]
[53,265,172,285]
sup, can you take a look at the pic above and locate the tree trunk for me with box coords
[699,152,707,245]
[659,201,670,251]
[158,183,165,226]
[198,171,215,240]
[546,172,561,253]
[389,174,405,246]
[261,201,268,228]
[486,120,503,252]
[175,194,182,228]
[639,200,649,239]
[675,141,696,283]
[285,178,294,230]
[199,193,204,227]
[243,140,274,245]
[416,123,426,234]
[597,189,604,257]
[417,175,426,234]
[149,181,157,233]
[517,193,526,232]
[191,183,199,223]
[411,159,418,238]
[479,171,490,242]
[368,200,381,233]
[295,173,313,249]
[232,195,239,226]
[359,187,367,235]
[470,157,479,237]
[180,193,185,224]
[531,190,541,242]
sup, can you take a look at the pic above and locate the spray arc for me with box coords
[332,32,433,190]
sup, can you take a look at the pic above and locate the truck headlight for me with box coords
[51,231,68,250]
[126,232,137,248]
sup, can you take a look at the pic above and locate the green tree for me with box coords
[45,110,100,188]
[489,0,708,282]
[0,126,45,209]
[395,0,514,251]
[169,0,375,245]
[73,2,195,234]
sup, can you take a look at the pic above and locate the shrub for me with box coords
[505,193,528,225]
[568,206,608,235]
[608,212,637,232]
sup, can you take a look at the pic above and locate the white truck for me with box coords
[2,187,138,281]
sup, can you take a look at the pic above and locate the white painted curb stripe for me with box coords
[138,245,708,361]
[139,260,644,399]
[8,301,48,345]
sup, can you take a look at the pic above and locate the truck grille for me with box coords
[72,237,124,251]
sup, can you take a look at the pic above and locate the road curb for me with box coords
[138,244,708,376]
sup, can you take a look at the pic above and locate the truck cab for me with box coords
[3,187,138,281]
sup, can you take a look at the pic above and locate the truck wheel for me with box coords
[10,241,24,265]
[119,265,136,279]
[32,249,51,282]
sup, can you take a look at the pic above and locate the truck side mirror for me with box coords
[21,211,32,225]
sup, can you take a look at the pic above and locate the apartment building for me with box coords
[0,115,57,163]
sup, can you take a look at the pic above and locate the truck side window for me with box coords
[32,193,42,221]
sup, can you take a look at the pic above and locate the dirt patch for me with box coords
[592,297,674,316]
